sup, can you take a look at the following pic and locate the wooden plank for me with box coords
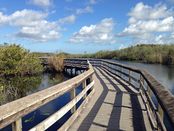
[29,81,94,131]
[0,63,94,129]
[82,80,87,99]
[100,59,174,127]
[12,118,22,131]
[70,89,76,114]
[58,88,95,131]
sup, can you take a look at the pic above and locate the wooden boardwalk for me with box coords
[68,67,152,131]
[1,59,174,131]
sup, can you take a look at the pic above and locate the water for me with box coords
[0,72,79,131]
[114,60,174,95]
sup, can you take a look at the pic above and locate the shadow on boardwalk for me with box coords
[77,67,147,131]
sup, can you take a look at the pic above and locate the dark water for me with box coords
[0,73,83,131]
[114,60,174,95]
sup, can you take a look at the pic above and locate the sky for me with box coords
[0,0,174,53]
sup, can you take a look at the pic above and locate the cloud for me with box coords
[29,0,52,8]
[0,9,61,42]
[69,18,116,44]
[76,6,93,15]
[122,16,174,36]
[58,14,76,24]
[167,0,174,4]
[89,0,97,5]
[16,21,60,42]
[0,9,47,26]
[128,2,172,22]
[119,2,174,44]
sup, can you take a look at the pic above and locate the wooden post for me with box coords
[70,88,76,114]
[90,74,94,91]
[147,85,152,97]
[82,80,87,99]
[12,118,22,131]
[129,70,131,84]
[120,67,122,78]
[158,104,164,121]
[71,68,73,77]
[139,75,142,89]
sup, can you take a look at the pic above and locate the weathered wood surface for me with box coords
[99,59,174,127]
[68,67,153,131]
[29,81,94,131]
[0,62,94,129]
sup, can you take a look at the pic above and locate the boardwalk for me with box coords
[0,59,173,131]
[69,67,152,131]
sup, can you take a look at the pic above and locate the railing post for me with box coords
[139,75,142,89]
[12,118,22,131]
[129,70,131,84]
[158,104,164,121]
[90,74,94,91]
[147,85,152,97]
[70,88,76,114]
[82,79,87,99]
[120,67,122,78]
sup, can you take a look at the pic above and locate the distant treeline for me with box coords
[74,44,174,65]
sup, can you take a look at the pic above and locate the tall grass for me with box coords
[47,54,66,72]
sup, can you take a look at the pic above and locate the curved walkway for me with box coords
[68,67,152,131]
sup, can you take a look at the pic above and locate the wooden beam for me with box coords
[70,88,76,114]
[29,81,94,131]
[12,118,22,131]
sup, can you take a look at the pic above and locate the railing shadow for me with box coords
[78,66,147,131]
[77,67,109,130]
[100,67,147,131]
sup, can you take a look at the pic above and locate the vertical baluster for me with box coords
[147,85,152,97]
[70,88,76,114]
[120,67,122,78]
[139,75,142,89]
[12,118,22,131]
[90,74,94,91]
[82,79,87,99]
[129,70,131,84]
[158,104,164,121]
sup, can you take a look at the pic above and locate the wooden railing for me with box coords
[0,58,173,131]
[0,60,94,131]
[90,59,174,131]
[64,58,89,69]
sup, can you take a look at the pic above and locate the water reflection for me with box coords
[0,75,41,105]
[114,60,174,94]
[0,73,66,106]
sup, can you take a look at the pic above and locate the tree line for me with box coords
[74,44,174,65]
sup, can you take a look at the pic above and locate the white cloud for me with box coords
[120,2,174,44]
[167,0,174,4]
[76,6,93,15]
[58,14,76,24]
[128,2,172,22]
[89,0,97,5]
[172,32,174,38]
[0,9,47,26]
[29,0,52,8]
[122,16,174,35]
[16,20,60,42]
[69,18,116,44]
[0,9,61,42]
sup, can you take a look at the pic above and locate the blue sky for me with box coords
[0,0,174,53]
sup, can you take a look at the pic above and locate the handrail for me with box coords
[0,60,94,130]
[91,59,173,130]
[101,60,174,126]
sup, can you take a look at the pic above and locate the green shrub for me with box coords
[0,44,43,76]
